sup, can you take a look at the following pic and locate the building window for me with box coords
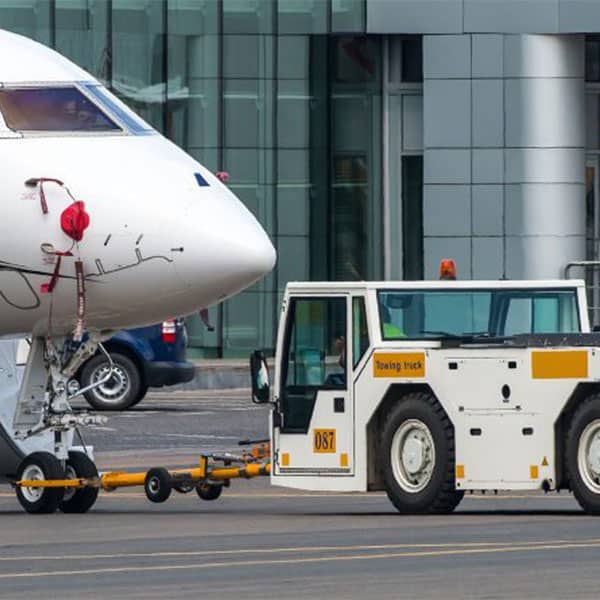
[402,156,424,281]
[389,37,423,84]
[586,35,600,82]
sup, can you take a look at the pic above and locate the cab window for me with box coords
[377,288,580,339]
[352,297,369,367]
[0,87,121,132]
[280,297,346,432]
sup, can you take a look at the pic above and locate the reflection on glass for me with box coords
[55,0,111,84]
[0,0,52,44]
[332,0,365,33]
[112,0,165,131]
[0,87,120,132]
[330,37,382,282]
[224,0,274,35]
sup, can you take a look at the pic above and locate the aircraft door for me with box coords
[273,295,354,475]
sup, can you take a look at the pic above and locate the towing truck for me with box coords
[13,278,600,515]
[250,279,600,514]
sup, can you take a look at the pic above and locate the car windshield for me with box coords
[377,288,580,340]
[0,86,121,132]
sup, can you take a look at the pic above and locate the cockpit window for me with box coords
[82,84,154,135]
[0,86,120,132]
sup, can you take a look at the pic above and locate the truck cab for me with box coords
[251,279,600,514]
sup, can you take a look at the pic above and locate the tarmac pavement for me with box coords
[0,391,598,599]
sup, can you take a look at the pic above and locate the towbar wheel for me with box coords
[196,483,223,501]
[144,467,172,503]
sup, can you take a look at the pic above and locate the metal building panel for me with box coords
[472,185,504,236]
[472,34,504,78]
[424,79,471,148]
[559,0,600,33]
[472,237,504,279]
[473,149,504,184]
[464,0,559,33]
[505,183,586,236]
[472,79,504,148]
[423,185,471,236]
[366,0,463,34]
[424,149,471,184]
[424,35,471,79]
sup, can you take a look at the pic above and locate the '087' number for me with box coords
[313,429,336,453]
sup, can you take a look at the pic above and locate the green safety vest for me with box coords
[383,323,405,338]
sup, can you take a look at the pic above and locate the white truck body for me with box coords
[262,279,600,513]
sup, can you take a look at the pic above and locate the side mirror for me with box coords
[250,350,270,404]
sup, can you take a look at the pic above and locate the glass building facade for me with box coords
[8,1,600,350]
[0,0,385,357]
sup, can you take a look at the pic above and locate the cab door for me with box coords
[273,295,354,475]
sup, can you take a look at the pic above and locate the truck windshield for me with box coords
[0,86,120,132]
[377,288,580,340]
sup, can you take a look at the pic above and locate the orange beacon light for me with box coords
[439,259,457,280]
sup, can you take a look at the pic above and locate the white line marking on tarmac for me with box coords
[0,537,598,564]
[156,433,239,440]
[1,541,600,579]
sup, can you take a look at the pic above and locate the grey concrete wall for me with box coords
[368,0,600,34]
[423,33,585,280]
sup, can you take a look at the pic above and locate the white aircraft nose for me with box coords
[173,187,277,308]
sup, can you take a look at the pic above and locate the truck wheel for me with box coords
[381,392,463,514]
[566,395,600,514]
[59,452,99,514]
[196,483,223,501]
[144,468,172,503]
[81,352,141,411]
[16,452,65,514]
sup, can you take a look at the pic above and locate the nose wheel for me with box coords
[16,452,66,514]
[59,451,99,514]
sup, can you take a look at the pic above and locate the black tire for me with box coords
[59,452,99,514]
[566,394,600,514]
[16,452,66,514]
[381,392,464,514]
[196,483,223,501]
[173,482,195,494]
[81,352,141,411]
[129,385,149,408]
[144,468,172,503]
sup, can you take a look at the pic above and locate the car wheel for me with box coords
[81,352,141,411]
[129,385,149,408]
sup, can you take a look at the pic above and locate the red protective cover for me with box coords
[60,201,90,242]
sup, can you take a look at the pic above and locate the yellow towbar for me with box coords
[16,444,271,505]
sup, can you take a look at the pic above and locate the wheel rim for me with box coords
[148,476,161,495]
[20,464,45,503]
[390,419,435,493]
[63,465,77,502]
[91,363,130,405]
[578,419,600,493]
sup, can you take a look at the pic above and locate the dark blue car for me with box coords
[74,319,195,410]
